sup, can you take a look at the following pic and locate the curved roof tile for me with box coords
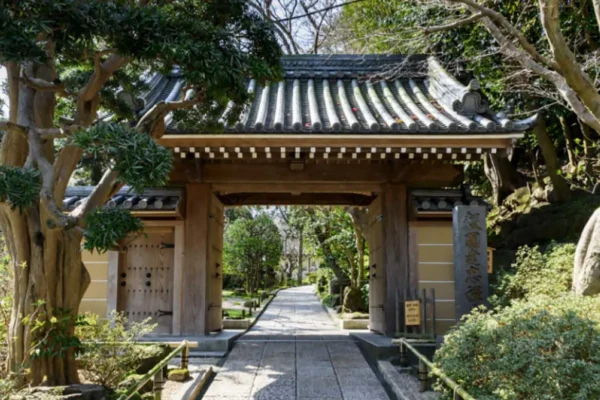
[134,55,536,135]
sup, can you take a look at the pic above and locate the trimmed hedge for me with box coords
[434,294,600,400]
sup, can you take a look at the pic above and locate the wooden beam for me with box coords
[213,182,381,194]
[391,163,463,187]
[202,163,389,183]
[157,134,520,148]
[169,161,463,187]
[218,192,376,206]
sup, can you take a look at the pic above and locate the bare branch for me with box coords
[70,169,121,225]
[538,0,600,125]
[480,16,600,133]
[423,12,484,34]
[449,0,558,70]
[136,99,200,138]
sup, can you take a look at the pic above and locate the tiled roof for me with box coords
[63,187,183,212]
[136,55,536,135]
[411,189,487,212]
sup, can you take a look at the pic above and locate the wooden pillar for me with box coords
[182,183,224,335]
[182,183,211,335]
[381,183,409,337]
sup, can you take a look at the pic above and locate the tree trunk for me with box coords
[578,120,595,178]
[2,59,90,385]
[534,117,571,202]
[1,207,90,385]
[573,208,600,295]
[297,230,303,286]
[483,153,526,205]
[559,115,577,170]
[356,228,365,287]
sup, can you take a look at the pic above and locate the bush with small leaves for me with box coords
[434,294,600,400]
[76,312,157,389]
[83,208,143,254]
[0,166,41,211]
[491,242,575,307]
[73,123,173,193]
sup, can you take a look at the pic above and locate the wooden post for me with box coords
[430,288,436,338]
[395,290,400,337]
[182,184,211,335]
[180,341,189,370]
[153,368,165,400]
[402,288,407,335]
[418,359,428,392]
[399,341,408,367]
[381,183,408,337]
[421,289,427,335]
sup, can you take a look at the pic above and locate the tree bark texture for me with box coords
[1,60,94,385]
[533,117,571,202]
[573,208,600,295]
[483,153,526,205]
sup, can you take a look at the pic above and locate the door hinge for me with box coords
[160,243,175,249]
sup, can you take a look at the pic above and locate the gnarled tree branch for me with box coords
[423,12,484,34]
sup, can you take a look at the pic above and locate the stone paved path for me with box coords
[202,286,390,400]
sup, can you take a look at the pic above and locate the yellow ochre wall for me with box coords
[412,221,456,335]
[80,250,109,317]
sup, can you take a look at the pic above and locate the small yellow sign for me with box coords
[405,300,421,326]
[487,247,495,274]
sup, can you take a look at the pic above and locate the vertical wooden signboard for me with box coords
[453,206,489,321]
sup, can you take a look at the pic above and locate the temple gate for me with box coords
[75,55,534,337]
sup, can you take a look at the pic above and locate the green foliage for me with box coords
[83,208,143,254]
[306,272,318,284]
[322,294,340,308]
[0,166,41,211]
[28,308,86,360]
[73,123,173,193]
[434,294,600,400]
[0,0,282,128]
[224,211,282,294]
[491,243,575,307]
[0,238,11,362]
[76,312,157,388]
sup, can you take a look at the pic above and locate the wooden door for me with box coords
[118,228,175,335]
[367,196,386,334]
[206,195,224,332]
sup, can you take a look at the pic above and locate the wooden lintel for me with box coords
[170,161,463,187]
[158,134,519,149]
[392,163,463,187]
[218,192,376,206]
[213,183,381,194]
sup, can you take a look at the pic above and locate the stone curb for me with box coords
[227,288,282,343]
[377,359,440,400]
[179,366,214,400]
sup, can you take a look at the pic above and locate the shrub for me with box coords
[491,242,575,307]
[306,272,318,284]
[76,312,157,389]
[434,294,600,400]
[322,294,340,308]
